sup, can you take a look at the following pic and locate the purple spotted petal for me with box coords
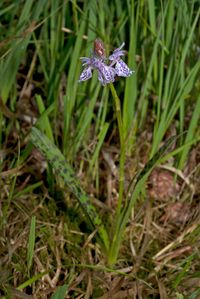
[79,66,93,82]
[92,57,104,69]
[97,71,105,85]
[109,43,126,61]
[80,57,93,66]
[97,68,115,85]
[100,65,116,83]
[93,59,116,85]
[114,59,133,77]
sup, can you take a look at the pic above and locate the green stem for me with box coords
[109,84,125,218]
[108,84,126,266]
[107,134,182,266]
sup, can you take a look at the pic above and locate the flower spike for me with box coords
[79,40,134,85]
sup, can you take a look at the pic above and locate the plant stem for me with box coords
[109,84,125,218]
[108,84,126,265]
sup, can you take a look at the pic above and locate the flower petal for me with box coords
[93,59,116,85]
[80,57,93,66]
[109,43,126,61]
[97,71,106,86]
[101,65,116,83]
[114,59,133,77]
[79,67,93,82]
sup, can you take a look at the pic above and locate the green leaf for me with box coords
[29,127,110,253]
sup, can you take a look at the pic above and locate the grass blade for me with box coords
[27,216,36,274]
[51,285,68,299]
[123,0,137,139]
[17,271,48,290]
[178,94,200,169]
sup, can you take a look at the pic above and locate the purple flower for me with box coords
[79,40,134,85]
[79,66,93,82]
[109,43,134,77]
[112,59,133,77]
[96,62,116,85]
[79,56,116,86]
[109,42,127,60]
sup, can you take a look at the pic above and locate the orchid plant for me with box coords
[30,39,180,266]
[78,39,136,265]
[79,39,134,85]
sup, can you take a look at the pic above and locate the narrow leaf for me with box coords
[27,216,36,273]
[29,127,109,252]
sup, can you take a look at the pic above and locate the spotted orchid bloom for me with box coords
[109,42,134,77]
[79,56,116,86]
[79,39,133,85]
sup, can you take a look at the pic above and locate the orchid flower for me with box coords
[79,40,134,85]
[109,43,134,77]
